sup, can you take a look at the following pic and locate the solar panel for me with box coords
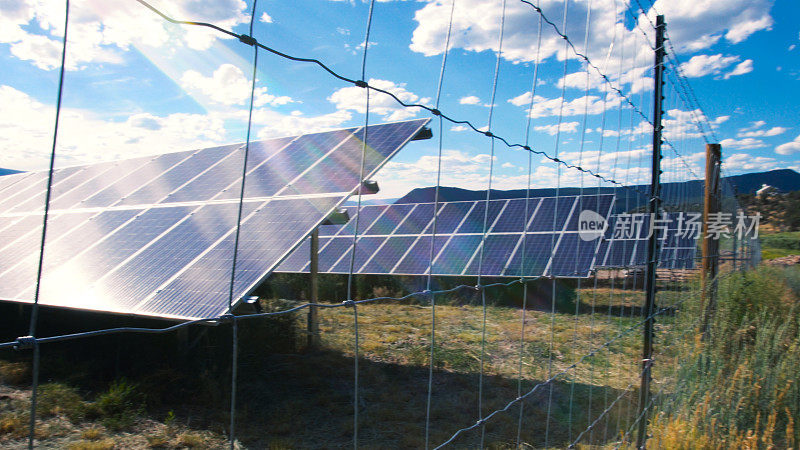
[275,194,615,278]
[595,212,700,269]
[0,119,430,320]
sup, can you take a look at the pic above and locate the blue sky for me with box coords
[1,0,798,199]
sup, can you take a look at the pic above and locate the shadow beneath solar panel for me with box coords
[0,300,641,448]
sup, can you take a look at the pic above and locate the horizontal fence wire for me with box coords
[130,0,646,193]
[3,0,752,448]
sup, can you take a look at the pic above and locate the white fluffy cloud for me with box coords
[459,95,481,105]
[648,0,773,50]
[737,122,787,138]
[534,121,580,135]
[0,85,227,170]
[776,135,800,155]
[679,54,753,80]
[181,64,294,107]
[328,78,429,121]
[373,149,495,198]
[252,109,352,139]
[1,0,250,70]
[508,92,622,119]
[722,153,780,172]
[661,108,728,141]
[409,0,772,102]
[720,137,768,150]
[680,54,740,78]
[724,59,754,79]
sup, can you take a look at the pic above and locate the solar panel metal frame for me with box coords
[275,194,616,278]
[0,119,430,320]
[594,212,700,269]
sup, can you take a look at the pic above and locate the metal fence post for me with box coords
[308,228,320,349]
[637,14,665,449]
[701,143,721,336]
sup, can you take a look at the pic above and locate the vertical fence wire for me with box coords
[476,1,507,445]
[544,0,572,445]
[514,2,544,446]
[567,0,594,438]
[2,1,734,448]
[226,1,260,446]
[25,0,70,448]
[348,2,377,447]
[424,0,457,447]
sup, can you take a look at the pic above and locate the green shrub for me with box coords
[37,382,86,421]
[0,361,30,385]
[760,232,800,251]
[651,266,800,447]
[0,412,28,439]
[87,379,144,431]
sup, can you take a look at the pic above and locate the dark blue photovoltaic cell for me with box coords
[274,238,312,272]
[0,167,83,212]
[78,152,194,208]
[0,211,141,298]
[0,173,32,194]
[465,234,524,276]
[674,248,696,269]
[597,212,698,269]
[0,215,46,255]
[98,203,254,311]
[549,234,599,277]
[431,202,474,233]
[277,195,616,277]
[457,200,505,233]
[660,248,675,266]
[318,237,354,272]
[224,130,355,199]
[33,210,142,280]
[432,235,483,275]
[392,235,448,275]
[136,197,341,318]
[346,205,390,235]
[0,213,92,276]
[564,195,614,230]
[528,196,577,232]
[599,239,646,267]
[22,206,196,303]
[394,203,435,235]
[117,148,230,206]
[505,234,556,277]
[10,163,112,212]
[163,142,273,203]
[365,204,415,235]
[0,119,433,318]
[0,173,48,211]
[492,199,538,232]
[329,236,386,273]
[360,236,417,274]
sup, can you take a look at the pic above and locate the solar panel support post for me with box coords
[732,218,738,272]
[700,143,721,338]
[637,14,665,450]
[308,228,320,350]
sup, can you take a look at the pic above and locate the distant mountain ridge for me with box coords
[393,169,800,212]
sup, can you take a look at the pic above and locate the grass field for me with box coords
[4,265,791,449]
[0,278,686,449]
[760,230,800,260]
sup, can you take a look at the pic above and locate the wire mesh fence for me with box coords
[0,0,765,448]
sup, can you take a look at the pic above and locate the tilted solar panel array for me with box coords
[0,119,430,320]
[275,194,615,277]
[595,213,700,269]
